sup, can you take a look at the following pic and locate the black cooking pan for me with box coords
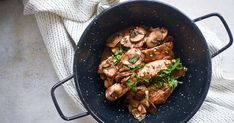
[51,1,233,122]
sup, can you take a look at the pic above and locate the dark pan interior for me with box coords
[74,1,211,123]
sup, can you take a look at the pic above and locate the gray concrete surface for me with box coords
[0,0,92,123]
[0,0,233,123]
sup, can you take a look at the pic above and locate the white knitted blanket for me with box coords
[24,0,234,122]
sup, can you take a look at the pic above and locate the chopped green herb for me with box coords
[127,64,145,72]
[153,81,165,89]
[163,49,169,54]
[135,74,142,82]
[158,58,184,78]
[126,79,137,92]
[123,65,130,70]
[126,59,186,91]
[166,77,178,89]
[112,47,124,65]
[142,58,186,89]
[156,58,186,89]
[128,56,138,64]
[143,78,151,84]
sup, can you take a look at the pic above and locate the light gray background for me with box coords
[0,0,233,123]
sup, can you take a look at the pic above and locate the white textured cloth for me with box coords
[23,0,234,122]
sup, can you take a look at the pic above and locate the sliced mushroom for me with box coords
[130,104,147,121]
[127,89,154,120]
[98,57,112,74]
[106,83,129,101]
[134,39,145,48]
[130,27,146,42]
[121,48,144,66]
[146,27,168,48]
[106,33,123,48]
[115,72,132,82]
[98,57,118,78]
[127,93,146,121]
[120,76,131,83]
[118,66,130,72]
[103,66,117,78]
[120,35,134,48]
[104,78,114,88]
[126,90,153,121]
[142,42,174,62]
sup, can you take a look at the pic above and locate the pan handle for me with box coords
[193,13,233,58]
[51,75,89,121]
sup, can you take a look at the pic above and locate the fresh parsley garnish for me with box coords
[126,79,137,92]
[156,58,186,89]
[126,64,145,72]
[140,58,186,89]
[128,56,138,64]
[158,58,183,77]
[112,47,124,65]
[143,78,151,84]
[126,59,186,91]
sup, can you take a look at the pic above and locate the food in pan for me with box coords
[98,26,187,121]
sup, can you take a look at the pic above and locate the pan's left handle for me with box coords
[51,75,89,121]
[193,13,233,58]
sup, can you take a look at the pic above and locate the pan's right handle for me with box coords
[51,75,89,121]
[193,13,233,58]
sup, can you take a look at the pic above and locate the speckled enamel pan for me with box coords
[51,0,233,123]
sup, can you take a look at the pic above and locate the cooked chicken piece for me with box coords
[146,27,168,48]
[149,87,173,105]
[98,58,111,72]
[98,57,117,78]
[106,83,129,101]
[130,27,146,42]
[142,42,174,62]
[121,48,144,66]
[173,67,187,78]
[106,33,123,47]
[138,60,173,78]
